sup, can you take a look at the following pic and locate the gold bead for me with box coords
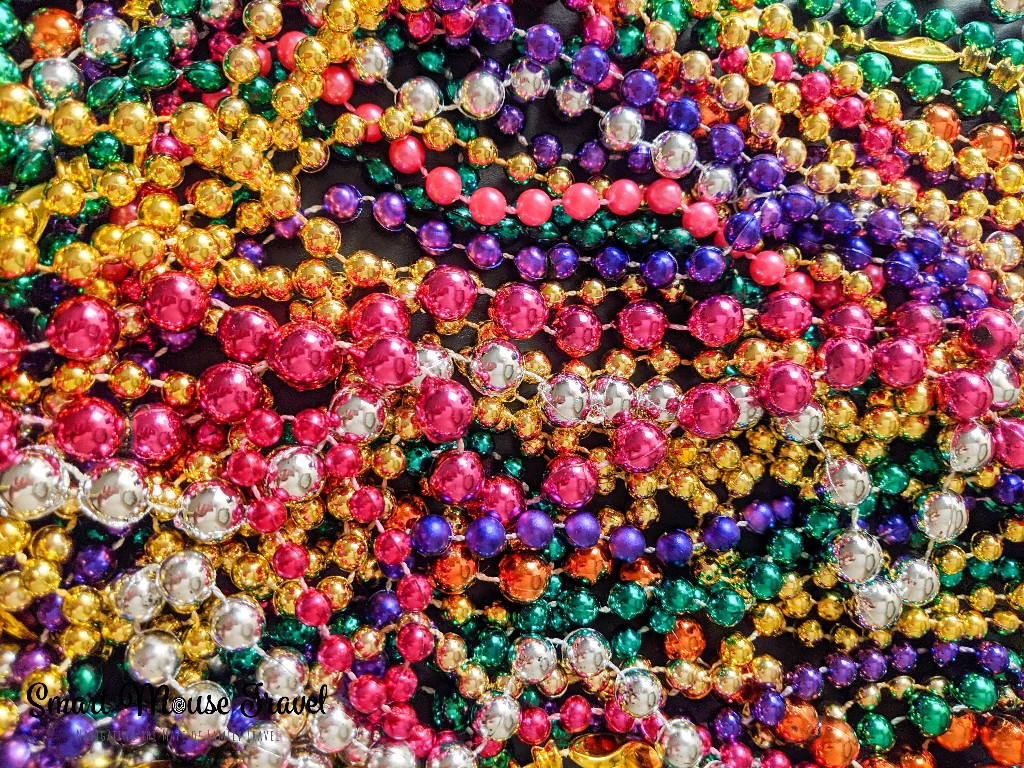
[108,101,157,145]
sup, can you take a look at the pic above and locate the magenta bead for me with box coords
[759,292,813,339]
[268,321,341,390]
[938,369,993,421]
[963,308,1020,361]
[218,306,279,363]
[397,573,431,611]
[295,589,332,626]
[143,273,209,332]
[490,283,548,339]
[46,297,119,362]
[689,295,743,347]
[613,419,666,472]
[758,361,814,416]
[374,529,411,565]
[326,442,362,477]
[541,455,597,509]
[874,337,926,388]
[820,337,872,389]
[292,408,329,444]
[519,707,552,745]
[890,300,942,345]
[428,450,484,504]
[618,300,667,350]
[357,333,419,390]
[0,316,22,373]
[721,743,753,768]
[318,635,354,671]
[418,266,478,321]
[553,305,602,357]
[823,302,874,340]
[197,362,263,423]
[477,476,524,523]
[248,498,286,534]
[54,397,125,461]
[678,383,739,439]
[415,378,474,442]
[349,293,410,340]
[995,418,1024,469]
[348,676,387,714]
[396,624,434,662]
[129,404,184,464]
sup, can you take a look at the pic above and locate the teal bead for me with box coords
[569,221,606,250]
[920,8,957,40]
[904,63,943,102]
[183,61,228,92]
[417,49,445,73]
[472,629,508,670]
[129,58,179,90]
[403,185,435,213]
[962,21,996,50]
[614,26,643,59]
[658,228,695,254]
[856,713,895,751]
[514,603,549,633]
[465,431,494,455]
[654,1,687,30]
[955,672,998,712]
[379,25,405,53]
[519,690,541,708]
[842,0,876,26]
[908,692,951,736]
[881,0,917,35]
[659,579,698,614]
[562,590,598,626]
[608,582,647,620]
[405,445,433,476]
[456,165,479,193]
[454,121,477,142]
[493,218,523,244]
[746,560,783,599]
[614,220,652,247]
[969,558,994,580]
[611,628,642,659]
[951,78,992,118]
[770,529,803,564]
[0,4,19,47]
[998,558,1021,581]
[874,462,909,494]
[223,648,262,676]
[939,569,963,588]
[806,509,839,539]
[543,574,562,600]
[0,125,15,164]
[648,609,677,634]
[68,662,103,699]
[705,588,745,627]
[545,535,566,562]
[997,39,1024,66]
[132,27,174,59]
[502,457,524,479]
[0,52,18,83]
[161,0,198,14]
[239,77,273,108]
[856,51,891,86]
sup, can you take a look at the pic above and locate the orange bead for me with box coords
[775,701,820,744]
[428,543,477,594]
[498,553,551,603]
[621,557,662,586]
[971,124,1016,164]
[896,750,934,768]
[861,759,897,768]
[921,103,960,144]
[936,713,978,751]
[665,618,706,661]
[811,718,859,768]
[981,715,1024,766]
[564,545,610,584]
[25,8,79,59]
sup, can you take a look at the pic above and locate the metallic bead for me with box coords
[695,164,737,204]
[210,598,264,650]
[600,106,644,151]
[457,70,505,119]
[239,723,292,768]
[264,446,326,503]
[817,457,871,509]
[412,345,454,389]
[509,58,550,102]
[725,378,764,428]
[470,340,524,396]
[615,667,663,718]
[944,421,993,472]
[177,680,230,740]
[351,39,392,84]
[892,557,940,607]
[986,359,1021,409]
[652,131,698,179]
[397,76,442,122]
[563,628,611,677]
[112,565,164,623]
[778,403,825,444]
[851,578,902,630]
[0,447,70,521]
[177,479,245,541]
[661,718,703,768]
[126,629,182,684]
[310,699,355,753]
[256,648,307,699]
[427,742,475,768]
[554,77,592,118]
[81,17,133,64]
[80,460,149,531]
[330,386,386,443]
[542,373,590,427]
[831,529,883,584]
[589,376,634,426]
[917,491,968,542]
[637,378,683,424]
[473,692,520,740]
[366,743,416,768]
[30,58,82,106]
[511,636,557,683]
[158,550,215,609]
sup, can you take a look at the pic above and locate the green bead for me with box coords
[86,77,126,113]
[806,509,839,539]
[857,713,895,751]
[842,0,876,26]
[908,448,942,477]
[502,457,524,479]
[267,616,317,648]
[705,588,745,627]
[519,689,541,708]
[183,61,228,92]
[654,1,687,30]
[874,462,909,494]
[465,431,494,455]
[799,0,833,16]
[162,0,198,14]
[881,0,917,34]
[432,691,469,729]
[379,25,405,53]
[364,157,395,186]
[955,672,998,712]
[997,92,1023,133]
[239,77,273,108]
[562,589,599,626]
[770,529,803,564]
[129,58,179,90]
[920,8,957,40]
[454,121,477,142]
[614,220,652,247]
[0,4,20,47]
[939,569,963,588]
[493,218,523,244]
[418,50,445,73]
[543,574,563,600]
[746,560,783,599]
[545,535,566,562]
[223,648,262,676]
[456,165,479,193]
[473,629,508,670]
[0,52,18,84]
[904,63,944,102]
[648,609,677,634]
[614,26,643,58]
[515,603,549,633]
[611,628,642,659]
[951,78,992,118]
[969,558,994,580]
[908,692,951,736]
[14,150,52,185]
[998,558,1021,581]
[992,0,1024,20]
[569,221,606,250]
[403,186,435,213]
[608,582,647,619]
[962,21,996,50]
[405,445,433,476]
[692,18,720,55]
[659,579,697,614]
[658,228,695,254]
[133,27,174,59]
[68,662,103,698]
[997,39,1024,66]
[0,125,13,164]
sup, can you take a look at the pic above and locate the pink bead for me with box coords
[0,316,22,373]
[245,408,284,447]
[429,450,484,504]
[689,295,744,347]
[349,486,385,523]
[317,634,354,672]
[397,573,432,611]
[541,455,597,509]
[553,305,602,357]
[561,183,601,220]
[224,449,267,486]
[582,14,615,47]
[890,300,942,345]
[293,408,330,444]
[759,292,813,339]
[516,188,553,227]
[762,751,792,768]
[198,362,262,423]
[969,269,993,293]
[218,305,279,363]
[129,404,184,464]
[772,52,794,80]
[682,202,719,238]
[518,707,551,745]
[831,96,864,129]
[758,361,814,416]
[861,124,892,156]
[295,589,332,626]
[326,442,362,478]
[820,337,872,389]
[938,369,993,421]
[605,179,642,216]
[963,308,1020,361]
[248,498,286,534]
[54,397,125,461]
[468,187,508,226]
[321,65,353,105]
[396,624,434,662]
[638,713,666,744]
[385,665,418,703]
[618,300,667,350]
[349,676,388,714]
[995,418,1024,469]
[357,332,419,390]
[864,264,885,293]
[718,46,748,73]
[476,476,524,523]
[349,293,410,340]
[415,378,474,442]
[383,703,418,740]
[559,696,592,733]
[149,133,186,159]
[375,529,411,566]
[354,103,383,142]
[721,743,753,768]
[749,250,787,286]
[780,271,814,298]
[678,383,739,439]
[646,178,683,215]
[603,701,634,734]
[613,419,666,472]
[193,421,226,450]
[272,541,309,579]
[389,135,426,174]
[46,297,119,362]
[800,71,830,104]
[268,321,341,390]
[406,10,436,42]
[823,302,874,340]
[490,283,548,339]
[408,725,436,759]
[874,337,926,388]
[418,265,477,321]
[276,31,305,70]
[425,166,463,205]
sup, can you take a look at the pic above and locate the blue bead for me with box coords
[516,509,555,549]
[908,227,943,262]
[608,526,645,562]
[515,245,546,280]
[793,222,823,255]
[884,252,919,286]
[524,24,561,64]
[548,243,579,279]
[412,515,453,556]
[620,68,659,107]
[865,208,903,244]
[642,249,677,287]
[742,501,775,534]
[838,236,872,270]
[819,202,855,234]
[571,45,609,85]
[466,516,507,557]
[686,245,725,283]
[709,123,744,161]
[664,97,700,132]
[703,515,740,552]
[655,531,693,565]
[745,154,784,192]
[780,185,816,222]
[594,246,628,279]
[934,254,969,286]
[724,212,761,251]
[564,511,601,548]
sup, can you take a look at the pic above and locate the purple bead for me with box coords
[516,510,555,549]
[168,729,211,759]
[703,515,740,553]
[865,208,903,244]
[642,249,677,288]
[781,186,817,222]
[907,227,942,262]
[73,544,113,584]
[889,641,918,672]
[594,246,628,279]
[352,654,388,678]
[626,145,652,174]
[35,593,66,632]
[418,219,452,255]
[978,641,1010,674]
[273,215,303,240]
[366,590,402,627]
[752,690,785,726]
[819,202,855,234]
[524,24,561,64]
[79,58,110,84]
[84,3,116,18]
[825,652,857,687]
[608,526,645,562]
[713,708,742,743]
[412,515,453,556]
[380,557,412,580]
[620,69,659,108]
[741,502,774,534]
[112,708,156,746]
[0,737,31,768]
[467,233,503,269]
[664,98,701,133]
[479,57,503,77]
[952,285,988,315]
[835,237,870,271]
[564,511,601,548]
[373,192,407,231]
[724,212,760,251]
[577,140,608,174]
[876,513,911,545]
[655,531,692,565]
[709,123,744,161]
[548,244,578,279]
[465,516,507,558]
[46,715,95,761]
[855,648,887,681]
[932,641,958,666]
[515,245,547,280]
[771,497,794,524]
[324,184,363,222]
[236,239,265,264]
[885,252,920,286]
[788,663,824,700]
[496,105,524,135]
[12,645,54,684]
[993,473,1024,505]
[160,329,198,352]
[750,196,782,231]
[475,1,513,43]
[746,155,784,192]
[686,246,725,284]
[531,134,561,170]
[572,45,609,85]
[227,705,257,737]
[935,254,970,287]
[433,0,465,12]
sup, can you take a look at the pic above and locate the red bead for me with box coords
[224,449,267,486]
[276,31,306,71]
[682,202,719,238]
[385,666,418,702]
[355,103,383,142]
[272,542,310,579]
[245,408,284,447]
[322,65,354,105]
[383,703,418,740]
[349,486,386,523]
[295,589,332,626]
[515,188,553,226]
[374,529,412,565]
[605,179,642,215]
[326,442,362,477]
[425,166,463,205]
[749,250,787,286]
[405,10,436,43]
[348,676,388,714]
[468,187,508,226]
[389,135,426,174]
[397,573,432,611]
[646,178,683,215]
[396,623,434,662]
[248,498,287,534]
[318,634,354,671]
[518,707,551,745]
[561,183,600,220]
[293,408,329,444]
[560,695,592,733]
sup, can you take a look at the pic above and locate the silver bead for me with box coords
[589,376,634,426]
[637,378,683,424]
[614,667,663,718]
[427,742,476,768]
[724,378,763,429]
[351,39,392,84]
[24,125,53,153]
[210,598,264,650]
[916,491,968,542]
[161,16,198,52]
[177,479,244,542]
[554,77,592,118]
[831,529,882,584]
[600,106,644,151]
[341,727,372,767]
[542,374,590,427]
[310,699,355,753]
[81,17,133,64]
[112,565,164,623]
[397,77,442,122]
[257,648,307,700]
[80,460,149,531]
[695,165,736,204]
[509,58,550,102]
[412,344,454,390]
[563,628,610,677]
[660,719,702,768]
[850,201,878,221]
[30,58,82,106]
[817,457,871,509]
[239,723,291,768]
[157,550,215,610]
[470,340,524,395]
[892,557,940,607]
[0,447,70,521]
[511,636,557,683]
[458,70,505,119]
[330,387,385,443]
[263,446,325,503]
[0,645,17,684]
[652,131,698,179]
[199,0,237,25]
[291,751,333,768]
[986,360,1021,410]
[988,231,1022,270]
[851,578,902,630]
[473,692,520,740]
[945,421,993,473]
[302,0,331,24]
[777,403,825,444]
[126,630,182,685]
[177,680,230,740]
[366,743,416,768]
